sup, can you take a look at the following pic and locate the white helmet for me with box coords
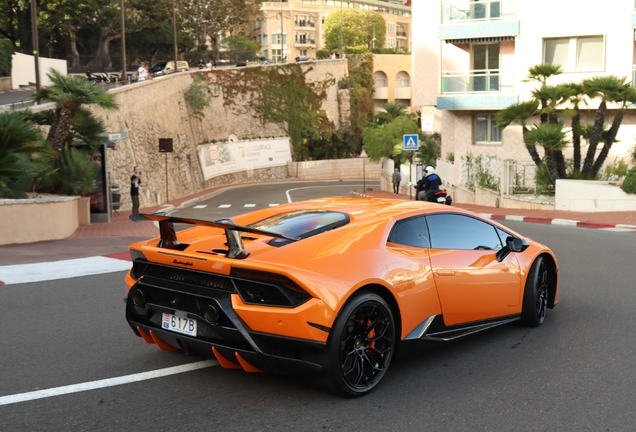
[424,165,435,177]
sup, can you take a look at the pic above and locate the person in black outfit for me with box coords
[415,165,442,201]
[130,166,142,214]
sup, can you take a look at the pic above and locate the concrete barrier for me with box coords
[0,196,81,245]
[555,179,636,212]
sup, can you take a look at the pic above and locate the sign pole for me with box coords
[359,148,368,194]
[402,134,419,201]
[165,152,169,202]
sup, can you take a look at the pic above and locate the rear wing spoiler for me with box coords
[129,213,299,259]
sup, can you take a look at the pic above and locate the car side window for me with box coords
[388,217,430,248]
[426,214,503,250]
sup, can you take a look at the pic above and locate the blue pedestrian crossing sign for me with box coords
[403,134,419,151]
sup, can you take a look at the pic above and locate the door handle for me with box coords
[435,269,455,276]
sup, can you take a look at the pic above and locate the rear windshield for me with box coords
[249,210,349,241]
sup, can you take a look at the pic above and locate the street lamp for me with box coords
[120,0,126,82]
[30,0,40,90]
[172,0,178,70]
[280,0,284,63]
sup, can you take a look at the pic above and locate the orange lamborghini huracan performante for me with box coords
[125,197,559,397]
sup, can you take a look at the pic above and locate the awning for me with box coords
[445,36,515,44]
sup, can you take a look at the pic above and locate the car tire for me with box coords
[520,256,549,327]
[314,291,396,397]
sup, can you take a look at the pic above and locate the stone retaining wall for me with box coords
[96,61,349,212]
[0,196,88,245]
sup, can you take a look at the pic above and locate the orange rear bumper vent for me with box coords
[137,326,155,344]
[235,353,264,373]
[211,347,264,372]
[211,347,241,369]
[149,329,178,351]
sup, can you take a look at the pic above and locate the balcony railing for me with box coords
[441,0,515,23]
[441,69,513,94]
[396,31,407,37]
[294,39,316,46]
[294,21,315,28]
[374,79,388,88]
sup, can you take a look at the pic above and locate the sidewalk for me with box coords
[1,185,635,265]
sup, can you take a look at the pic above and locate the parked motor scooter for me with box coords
[109,71,122,82]
[99,72,112,84]
[86,71,101,84]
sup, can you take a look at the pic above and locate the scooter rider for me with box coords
[415,165,442,201]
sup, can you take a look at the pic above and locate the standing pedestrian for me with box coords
[130,166,142,214]
[137,63,148,81]
[392,167,402,195]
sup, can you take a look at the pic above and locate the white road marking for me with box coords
[193,205,207,209]
[244,204,256,207]
[0,256,132,286]
[284,184,369,203]
[269,203,279,207]
[0,360,218,406]
[218,204,231,208]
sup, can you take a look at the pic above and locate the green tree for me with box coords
[0,112,54,198]
[496,64,636,183]
[362,115,421,164]
[373,102,412,125]
[323,9,385,51]
[222,35,261,59]
[580,75,636,177]
[180,0,261,49]
[31,69,117,153]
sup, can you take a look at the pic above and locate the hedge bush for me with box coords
[0,39,13,76]
[621,167,636,194]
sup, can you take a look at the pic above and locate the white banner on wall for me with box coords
[197,137,292,181]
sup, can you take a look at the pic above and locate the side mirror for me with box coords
[496,236,529,262]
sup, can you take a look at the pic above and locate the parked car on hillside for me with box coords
[150,60,190,77]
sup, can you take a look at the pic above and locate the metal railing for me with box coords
[502,160,536,195]
[294,39,316,45]
[441,0,514,23]
[441,69,514,94]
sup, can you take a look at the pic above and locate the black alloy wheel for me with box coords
[521,256,549,327]
[322,292,396,397]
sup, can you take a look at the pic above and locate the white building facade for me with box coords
[412,0,636,185]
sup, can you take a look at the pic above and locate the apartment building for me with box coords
[412,0,636,182]
[254,0,412,63]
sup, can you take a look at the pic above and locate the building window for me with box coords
[474,114,502,145]
[272,34,287,45]
[544,35,604,72]
[388,38,395,48]
[387,23,395,33]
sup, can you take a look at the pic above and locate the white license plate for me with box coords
[162,312,197,336]
[437,196,447,203]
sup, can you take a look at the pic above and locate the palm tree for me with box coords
[31,69,118,153]
[525,122,568,183]
[581,75,636,177]
[374,102,412,125]
[495,100,542,166]
[0,112,55,198]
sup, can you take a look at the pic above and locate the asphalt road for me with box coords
[1,182,636,431]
